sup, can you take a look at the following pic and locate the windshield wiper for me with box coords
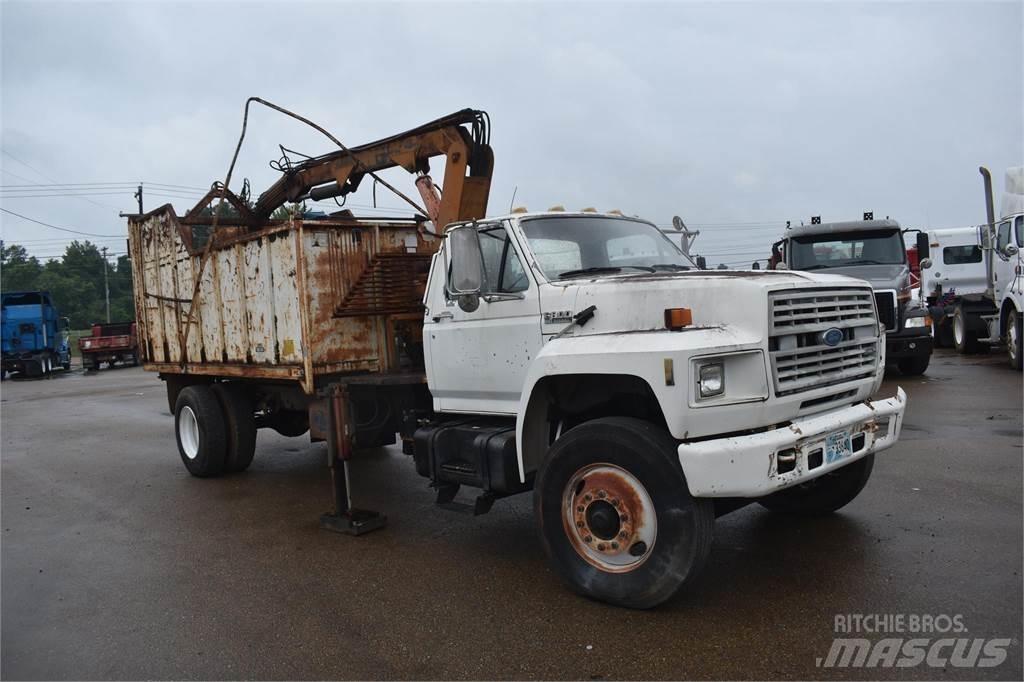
[798,264,832,271]
[650,263,690,271]
[558,266,622,279]
[557,265,654,280]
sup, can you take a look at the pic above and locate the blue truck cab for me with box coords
[1,291,71,378]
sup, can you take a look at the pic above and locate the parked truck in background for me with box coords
[769,216,934,376]
[918,226,986,349]
[80,321,139,371]
[1,291,71,378]
[128,104,907,608]
[921,167,1023,369]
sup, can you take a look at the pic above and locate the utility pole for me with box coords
[134,184,143,214]
[101,247,110,323]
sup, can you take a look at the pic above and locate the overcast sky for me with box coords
[1,1,1021,267]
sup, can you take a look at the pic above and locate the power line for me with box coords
[0,207,124,237]
[0,181,208,191]
[1,191,137,198]
[1,149,127,211]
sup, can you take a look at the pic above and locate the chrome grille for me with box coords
[769,288,880,395]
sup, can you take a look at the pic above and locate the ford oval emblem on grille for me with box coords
[820,327,844,346]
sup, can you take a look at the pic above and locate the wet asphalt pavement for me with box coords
[1,350,1021,680]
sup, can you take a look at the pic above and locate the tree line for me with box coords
[1,241,134,329]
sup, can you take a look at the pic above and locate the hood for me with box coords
[804,263,908,291]
[545,269,870,338]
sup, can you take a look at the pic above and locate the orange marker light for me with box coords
[664,307,693,330]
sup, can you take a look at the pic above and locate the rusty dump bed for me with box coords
[127,206,436,394]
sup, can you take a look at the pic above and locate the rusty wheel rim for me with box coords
[562,463,657,573]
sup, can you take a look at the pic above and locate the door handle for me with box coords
[432,311,454,322]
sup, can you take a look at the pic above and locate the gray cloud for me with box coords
[2,1,1021,266]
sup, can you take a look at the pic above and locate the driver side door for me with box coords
[425,222,543,415]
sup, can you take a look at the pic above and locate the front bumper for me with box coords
[886,330,932,359]
[677,388,906,497]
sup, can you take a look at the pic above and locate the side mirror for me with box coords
[695,255,707,270]
[919,258,933,270]
[1005,244,1019,257]
[751,261,761,270]
[916,232,930,260]
[447,225,484,312]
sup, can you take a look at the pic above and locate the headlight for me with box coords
[698,363,725,397]
[904,316,931,328]
[83,340,92,348]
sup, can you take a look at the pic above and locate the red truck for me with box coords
[79,321,139,371]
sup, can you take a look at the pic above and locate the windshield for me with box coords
[520,216,692,280]
[789,229,906,270]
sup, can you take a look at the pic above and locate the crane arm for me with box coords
[251,108,493,229]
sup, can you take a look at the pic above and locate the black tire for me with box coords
[933,317,954,348]
[62,360,71,371]
[212,384,257,473]
[897,354,930,376]
[759,454,874,516]
[534,417,714,609]
[1007,308,1022,371]
[174,385,227,478]
[269,410,309,438]
[23,359,43,378]
[952,305,981,354]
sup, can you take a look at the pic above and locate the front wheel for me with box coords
[1007,308,1022,371]
[534,417,714,609]
[759,454,874,516]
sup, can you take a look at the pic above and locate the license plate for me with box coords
[824,430,853,464]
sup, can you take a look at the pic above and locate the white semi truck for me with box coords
[129,104,907,608]
[921,167,1024,368]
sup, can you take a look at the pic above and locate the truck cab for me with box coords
[1,291,71,378]
[413,210,906,606]
[990,208,1023,368]
[770,219,933,376]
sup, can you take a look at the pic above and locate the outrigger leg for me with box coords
[319,386,387,535]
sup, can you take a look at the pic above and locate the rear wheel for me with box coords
[212,384,257,473]
[1008,308,1022,371]
[759,454,874,516]
[897,354,930,376]
[953,305,981,354]
[174,385,227,478]
[534,417,714,609]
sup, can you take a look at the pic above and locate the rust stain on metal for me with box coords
[128,209,432,393]
[564,469,647,572]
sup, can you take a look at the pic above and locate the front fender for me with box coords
[515,326,762,481]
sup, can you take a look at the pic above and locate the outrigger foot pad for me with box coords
[319,509,387,536]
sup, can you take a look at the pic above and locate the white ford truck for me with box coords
[130,107,906,608]
[422,211,905,606]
